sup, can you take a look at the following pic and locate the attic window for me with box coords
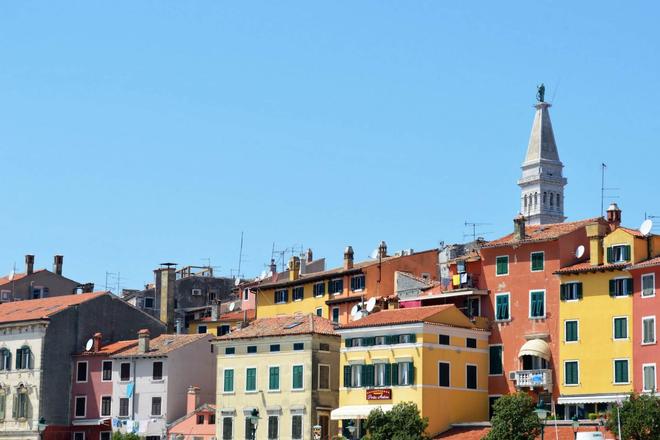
[284,322,303,330]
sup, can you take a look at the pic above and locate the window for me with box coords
[293,342,304,351]
[438,362,450,387]
[531,252,544,271]
[73,433,84,440]
[643,364,656,392]
[268,415,279,440]
[313,282,325,297]
[608,245,631,263]
[565,361,579,385]
[319,343,330,351]
[466,365,477,389]
[269,366,280,391]
[152,361,163,380]
[120,363,131,381]
[76,361,88,382]
[151,397,162,416]
[319,364,330,390]
[292,365,304,390]
[495,293,510,320]
[192,288,202,296]
[197,325,208,334]
[292,286,304,301]
[74,396,86,418]
[529,290,545,318]
[438,334,450,345]
[315,307,323,317]
[0,348,10,371]
[609,278,633,297]
[560,282,583,301]
[100,432,111,440]
[489,346,503,375]
[565,320,579,342]
[16,346,32,370]
[222,346,235,355]
[643,317,656,344]
[291,415,303,440]
[222,417,233,440]
[349,364,362,387]
[0,290,10,301]
[144,296,155,309]
[331,307,340,323]
[223,369,234,392]
[197,414,205,424]
[274,289,288,304]
[100,396,111,417]
[246,368,257,391]
[243,288,250,301]
[614,317,628,340]
[245,417,253,440]
[0,391,6,420]
[496,256,509,276]
[642,274,656,297]
[102,361,112,381]
[218,325,230,336]
[466,338,477,348]
[209,414,216,424]
[350,274,365,291]
[374,363,390,387]
[270,344,280,352]
[614,359,629,384]
[15,388,29,419]
[119,398,129,417]
[328,278,343,295]
[247,345,257,354]
[398,362,414,386]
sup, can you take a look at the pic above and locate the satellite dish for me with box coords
[369,248,379,259]
[234,278,241,286]
[260,270,267,280]
[84,338,94,351]
[366,297,377,312]
[640,219,653,237]
[7,270,14,282]
[229,302,236,312]
[575,245,585,259]
[350,304,362,317]
[352,313,363,321]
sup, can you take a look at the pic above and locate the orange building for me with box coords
[167,387,217,440]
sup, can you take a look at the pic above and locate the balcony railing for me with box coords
[512,369,552,389]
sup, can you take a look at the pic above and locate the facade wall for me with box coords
[70,355,114,421]
[631,265,660,393]
[0,270,80,302]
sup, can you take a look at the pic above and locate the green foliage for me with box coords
[365,401,429,440]
[484,393,541,440]
[111,433,141,440]
[606,393,660,440]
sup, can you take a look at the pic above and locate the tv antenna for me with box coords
[600,163,620,216]
[463,221,491,241]
[271,243,304,272]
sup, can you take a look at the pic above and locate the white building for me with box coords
[110,331,216,440]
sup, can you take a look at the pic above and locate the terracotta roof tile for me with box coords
[201,309,256,323]
[112,333,209,358]
[629,255,660,270]
[77,340,138,356]
[340,304,458,329]
[216,314,338,340]
[554,261,628,274]
[618,226,646,238]
[0,269,48,286]
[0,291,108,324]
[483,218,603,249]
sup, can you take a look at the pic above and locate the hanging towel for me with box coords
[460,273,468,284]
[452,274,460,286]
[126,382,134,398]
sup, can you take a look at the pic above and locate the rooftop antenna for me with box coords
[463,221,491,241]
[600,163,620,217]
[237,231,244,280]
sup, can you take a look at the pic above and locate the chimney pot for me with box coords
[138,328,150,353]
[92,333,102,352]
[344,246,354,270]
[606,203,622,231]
[53,255,63,276]
[186,386,200,413]
[25,255,34,275]
[288,256,301,281]
[378,241,388,259]
[513,214,526,241]
[306,248,313,263]
[269,259,277,277]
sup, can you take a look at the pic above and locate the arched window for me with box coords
[557,194,561,208]
[550,193,554,206]
[543,192,547,204]
[0,349,10,371]
[534,193,538,206]
[13,385,29,419]
[524,195,528,208]
[0,387,5,420]
[16,347,32,370]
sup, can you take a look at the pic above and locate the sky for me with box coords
[0,1,658,292]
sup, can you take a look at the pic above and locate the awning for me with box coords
[72,418,110,426]
[518,339,551,361]
[558,394,628,404]
[331,405,393,420]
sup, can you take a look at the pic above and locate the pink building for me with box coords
[70,333,137,440]
[167,387,216,440]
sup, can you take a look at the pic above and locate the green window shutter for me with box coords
[577,283,583,299]
[365,365,375,387]
[609,280,616,296]
[408,362,415,385]
[269,367,279,390]
[293,366,303,389]
[409,334,417,343]
[343,366,351,388]
[624,245,631,261]
[391,363,399,386]
[12,395,17,419]
[606,247,613,263]
[560,285,566,301]
[626,278,633,295]
[489,346,503,375]
[345,338,352,348]
[384,364,391,386]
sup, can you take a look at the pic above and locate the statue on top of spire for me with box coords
[536,83,546,103]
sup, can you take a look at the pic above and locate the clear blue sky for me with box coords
[1,2,658,291]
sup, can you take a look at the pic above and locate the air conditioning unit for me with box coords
[508,371,517,381]
[192,288,202,296]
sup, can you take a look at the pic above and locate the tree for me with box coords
[112,433,141,440]
[484,393,541,440]
[365,401,429,440]
[606,393,660,440]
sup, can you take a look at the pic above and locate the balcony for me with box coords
[512,369,552,390]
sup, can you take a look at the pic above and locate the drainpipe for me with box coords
[132,359,137,422]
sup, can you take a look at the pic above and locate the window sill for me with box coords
[564,341,579,344]
[293,299,303,302]
[151,379,165,383]
[529,317,546,320]
[245,390,259,394]
[268,389,280,393]
[291,388,305,392]
[494,319,511,323]
[488,374,504,377]
[495,273,509,277]
[564,383,580,387]
[222,391,235,395]
[641,341,657,346]
[613,382,630,386]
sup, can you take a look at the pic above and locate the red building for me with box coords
[167,387,217,440]
[630,256,660,394]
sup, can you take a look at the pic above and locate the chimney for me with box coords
[53,255,63,276]
[288,256,300,281]
[344,246,354,270]
[138,329,150,354]
[25,255,34,275]
[186,386,200,413]
[211,303,219,321]
[378,241,388,259]
[586,222,607,266]
[92,332,102,352]
[606,203,622,232]
[306,248,314,263]
[513,214,526,241]
[155,264,177,333]
[269,259,277,276]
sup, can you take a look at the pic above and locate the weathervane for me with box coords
[536,83,545,102]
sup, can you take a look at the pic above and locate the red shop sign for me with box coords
[366,389,392,400]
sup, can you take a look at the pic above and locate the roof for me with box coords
[216,314,338,341]
[340,304,458,329]
[0,291,108,325]
[111,333,209,358]
[77,340,138,356]
[483,217,602,249]
[618,226,646,238]
[255,248,438,289]
[201,308,256,323]
[629,255,660,270]
[555,261,628,275]
[169,404,217,432]
[523,101,560,165]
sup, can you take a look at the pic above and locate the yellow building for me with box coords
[555,205,658,418]
[332,304,490,437]
[188,309,256,336]
[213,314,340,440]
